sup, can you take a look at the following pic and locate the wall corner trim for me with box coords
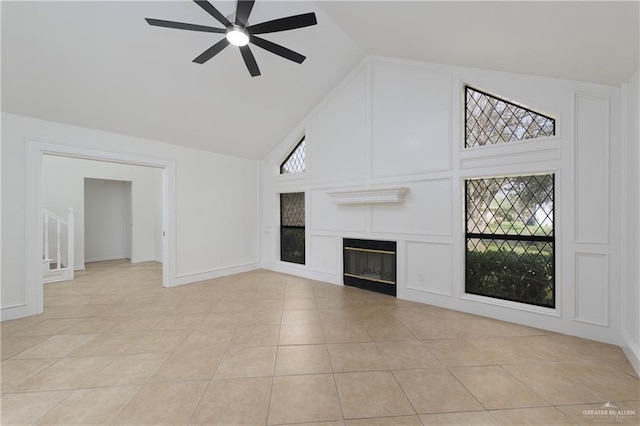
[621,330,640,377]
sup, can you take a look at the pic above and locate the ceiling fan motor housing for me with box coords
[226,25,250,46]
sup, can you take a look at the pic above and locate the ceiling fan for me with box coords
[145,0,317,77]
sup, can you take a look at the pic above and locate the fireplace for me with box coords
[343,238,397,297]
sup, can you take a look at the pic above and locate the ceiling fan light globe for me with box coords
[226,28,249,46]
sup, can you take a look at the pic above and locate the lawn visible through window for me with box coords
[465,175,555,308]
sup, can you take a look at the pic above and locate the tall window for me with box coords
[465,86,555,148]
[465,175,555,308]
[280,192,305,264]
[280,137,306,174]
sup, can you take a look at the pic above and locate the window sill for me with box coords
[461,293,560,318]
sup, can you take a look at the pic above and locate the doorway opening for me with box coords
[84,178,133,263]
[23,140,175,318]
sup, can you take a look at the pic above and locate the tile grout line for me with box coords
[107,384,145,425]
[388,369,420,418]
[3,262,638,425]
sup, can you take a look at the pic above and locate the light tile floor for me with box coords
[1,259,638,425]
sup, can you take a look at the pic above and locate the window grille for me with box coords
[465,86,555,148]
[280,192,305,264]
[280,137,306,174]
[465,174,555,308]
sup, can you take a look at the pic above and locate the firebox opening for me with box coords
[343,238,397,297]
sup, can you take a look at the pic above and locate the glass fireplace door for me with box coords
[343,239,397,296]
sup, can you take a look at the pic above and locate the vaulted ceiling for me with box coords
[2,1,638,160]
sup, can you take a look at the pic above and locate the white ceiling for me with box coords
[319,1,639,87]
[2,1,638,160]
[1,1,364,159]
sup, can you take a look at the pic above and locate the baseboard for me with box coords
[85,256,125,263]
[43,274,68,284]
[621,330,640,377]
[261,261,341,286]
[130,257,161,264]
[1,303,40,321]
[169,263,261,287]
[84,257,158,264]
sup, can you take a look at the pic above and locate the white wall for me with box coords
[261,56,625,348]
[621,68,640,373]
[1,113,259,320]
[42,156,162,267]
[84,178,128,263]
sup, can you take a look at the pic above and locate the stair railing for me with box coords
[42,208,75,282]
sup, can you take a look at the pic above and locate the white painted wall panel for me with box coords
[370,179,452,236]
[575,253,609,326]
[176,154,257,274]
[259,56,624,348]
[309,189,366,232]
[405,241,452,296]
[575,93,609,244]
[262,228,275,264]
[371,62,451,177]
[310,235,338,274]
[309,68,368,183]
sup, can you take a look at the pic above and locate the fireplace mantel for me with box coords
[327,187,409,204]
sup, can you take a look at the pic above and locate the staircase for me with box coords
[43,208,75,283]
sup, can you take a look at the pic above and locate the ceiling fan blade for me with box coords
[145,18,225,33]
[193,38,230,64]
[193,0,231,27]
[239,45,261,76]
[248,12,317,35]
[235,0,255,26]
[250,35,306,64]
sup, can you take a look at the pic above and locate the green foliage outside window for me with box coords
[466,243,554,308]
[281,227,305,265]
[465,174,555,308]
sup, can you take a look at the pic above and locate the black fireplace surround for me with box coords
[343,238,397,297]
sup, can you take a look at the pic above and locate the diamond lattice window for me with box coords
[465,86,555,148]
[280,137,306,174]
[280,192,305,264]
[465,174,555,308]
